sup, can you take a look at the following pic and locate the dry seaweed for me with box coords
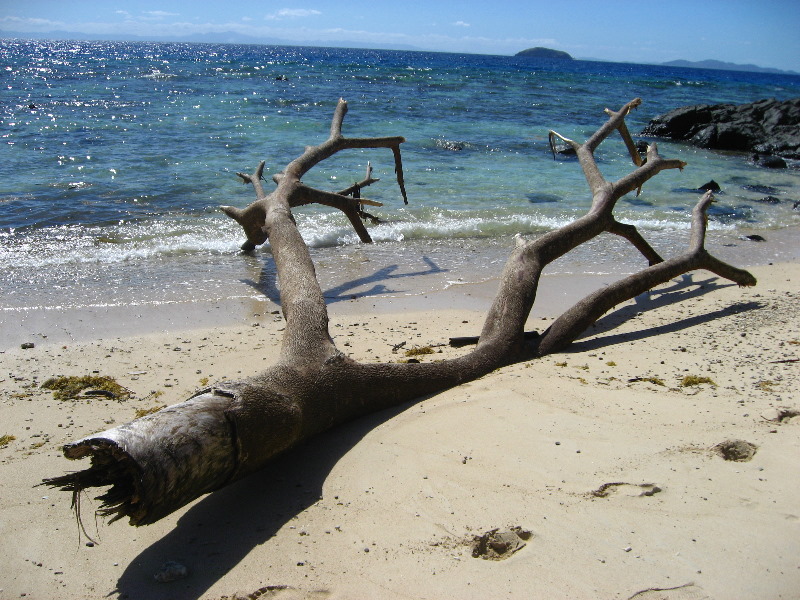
[628,376,665,386]
[405,346,435,357]
[134,405,166,418]
[680,375,716,387]
[41,375,132,401]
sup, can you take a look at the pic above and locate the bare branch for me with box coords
[612,144,687,199]
[337,162,381,198]
[608,221,664,265]
[223,99,407,249]
[587,98,642,151]
[615,119,644,167]
[535,191,755,356]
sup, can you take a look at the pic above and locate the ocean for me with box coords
[2,40,799,338]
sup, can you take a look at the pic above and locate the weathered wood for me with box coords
[43,99,755,527]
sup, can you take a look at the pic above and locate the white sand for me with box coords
[1,263,798,599]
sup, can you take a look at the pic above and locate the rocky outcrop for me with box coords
[515,47,573,60]
[640,98,800,162]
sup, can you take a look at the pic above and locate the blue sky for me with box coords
[2,0,799,71]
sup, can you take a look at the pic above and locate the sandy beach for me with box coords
[1,262,798,600]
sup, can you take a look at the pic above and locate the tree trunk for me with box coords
[43,98,755,526]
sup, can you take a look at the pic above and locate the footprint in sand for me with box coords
[471,526,532,561]
[713,439,757,462]
[628,583,712,600]
[761,407,800,424]
[590,482,662,498]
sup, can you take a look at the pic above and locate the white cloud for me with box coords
[266,8,322,20]
[453,21,470,27]
[0,14,562,59]
[0,15,63,29]
[142,11,179,19]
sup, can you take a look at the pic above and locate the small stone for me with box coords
[21,343,35,349]
[154,561,188,583]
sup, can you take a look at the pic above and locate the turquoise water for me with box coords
[1,40,799,317]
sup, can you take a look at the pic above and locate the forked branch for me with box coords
[222,98,407,249]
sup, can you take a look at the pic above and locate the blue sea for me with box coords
[2,40,799,332]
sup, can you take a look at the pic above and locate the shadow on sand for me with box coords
[113,401,411,600]
[113,274,763,598]
[239,254,447,306]
[566,274,763,353]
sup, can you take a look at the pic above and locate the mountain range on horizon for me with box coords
[2,29,798,76]
[660,58,798,76]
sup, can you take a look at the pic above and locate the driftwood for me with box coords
[42,98,755,526]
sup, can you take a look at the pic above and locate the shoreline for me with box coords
[4,224,800,349]
[1,272,641,347]
[1,262,798,599]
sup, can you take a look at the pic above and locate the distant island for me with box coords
[515,47,573,60]
[662,59,798,76]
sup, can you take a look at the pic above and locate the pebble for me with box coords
[154,561,188,583]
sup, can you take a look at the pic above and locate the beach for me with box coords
[1,260,798,600]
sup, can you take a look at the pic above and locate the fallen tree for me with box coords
[43,98,756,527]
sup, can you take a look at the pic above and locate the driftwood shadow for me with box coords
[567,274,763,352]
[113,401,411,600]
[323,255,446,302]
[240,253,447,305]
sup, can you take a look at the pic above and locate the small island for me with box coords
[515,47,573,60]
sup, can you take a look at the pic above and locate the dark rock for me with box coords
[742,234,767,242]
[641,98,800,160]
[755,196,781,204]
[752,154,787,168]
[435,139,465,151]
[550,142,577,157]
[741,184,779,194]
[21,342,35,349]
[698,180,721,192]
[526,192,561,204]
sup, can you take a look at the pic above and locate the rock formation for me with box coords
[641,98,800,163]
